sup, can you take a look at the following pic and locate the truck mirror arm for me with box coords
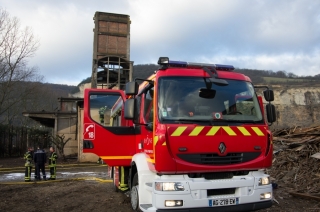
[134,78,154,85]
[202,67,228,85]
[254,85,276,126]
[145,123,153,131]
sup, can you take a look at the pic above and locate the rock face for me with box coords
[266,86,320,129]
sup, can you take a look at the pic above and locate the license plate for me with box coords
[209,198,239,207]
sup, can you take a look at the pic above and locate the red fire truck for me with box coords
[83,57,276,211]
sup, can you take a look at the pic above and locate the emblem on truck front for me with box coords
[218,142,226,154]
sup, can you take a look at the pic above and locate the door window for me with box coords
[143,87,154,123]
[89,94,122,127]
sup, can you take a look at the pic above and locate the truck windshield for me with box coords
[158,77,263,124]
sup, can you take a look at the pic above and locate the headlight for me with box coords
[165,200,183,207]
[155,182,185,191]
[260,192,272,200]
[258,177,270,186]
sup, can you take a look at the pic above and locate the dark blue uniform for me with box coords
[34,149,47,180]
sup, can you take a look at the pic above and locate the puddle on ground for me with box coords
[0,171,107,182]
[0,173,25,181]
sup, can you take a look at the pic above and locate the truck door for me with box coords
[140,87,154,160]
[83,89,136,166]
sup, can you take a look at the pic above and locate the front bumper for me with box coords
[156,200,272,212]
[143,172,272,212]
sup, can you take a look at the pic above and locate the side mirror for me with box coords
[266,104,276,123]
[263,90,274,102]
[125,82,139,96]
[199,88,216,99]
[124,99,135,119]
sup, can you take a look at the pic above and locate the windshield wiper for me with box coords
[176,119,203,122]
[162,118,262,125]
[175,119,211,124]
[225,119,262,123]
[210,119,262,125]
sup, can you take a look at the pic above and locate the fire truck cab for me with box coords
[83,57,276,211]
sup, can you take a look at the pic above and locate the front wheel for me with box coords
[131,173,141,211]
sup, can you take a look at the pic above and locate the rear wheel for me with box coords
[131,173,141,211]
[112,166,119,192]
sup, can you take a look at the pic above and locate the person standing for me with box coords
[48,146,58,180]
[32,149,39,180]
[33,146,47,180]
[24,147,33,182]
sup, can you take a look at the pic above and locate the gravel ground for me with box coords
[1,157,320,212]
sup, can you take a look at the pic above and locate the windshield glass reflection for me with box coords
[158,77,263,124]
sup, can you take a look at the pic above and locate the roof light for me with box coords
[158,57,169,65]
[215,64,235,71]
[157,57,234,71]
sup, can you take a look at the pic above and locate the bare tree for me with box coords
[49,134,72,161]
[0,8,42,124]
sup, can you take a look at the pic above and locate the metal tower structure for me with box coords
[91,12,133,90]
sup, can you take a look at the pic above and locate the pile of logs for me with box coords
[269,126,320,193]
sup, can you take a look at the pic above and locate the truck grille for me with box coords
[177,152,261,165]
[207,188,236,196]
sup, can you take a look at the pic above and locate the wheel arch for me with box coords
[129,153,155,189]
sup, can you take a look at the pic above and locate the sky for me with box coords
[1,0,320,86]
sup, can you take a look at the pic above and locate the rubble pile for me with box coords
[268,126,320,193]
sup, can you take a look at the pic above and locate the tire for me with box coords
[131,173,141,211]
[113,166,119,192]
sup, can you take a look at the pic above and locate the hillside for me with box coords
[73,64,320,91]
[134,64,320,86]
[0,82,77,126]
[45,83,77,96]
[132,64,159,79]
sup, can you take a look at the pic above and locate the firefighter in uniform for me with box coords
[24,147,33,182]
[48,146,58,180]
[34,146,47,180]
[119,166,129,192]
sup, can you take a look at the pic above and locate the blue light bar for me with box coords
[215,64,235,71]
[171,61,234,71]
[168,60,187,67]
[158,57,235,71]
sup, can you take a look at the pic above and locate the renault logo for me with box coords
[219,142,226,154]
